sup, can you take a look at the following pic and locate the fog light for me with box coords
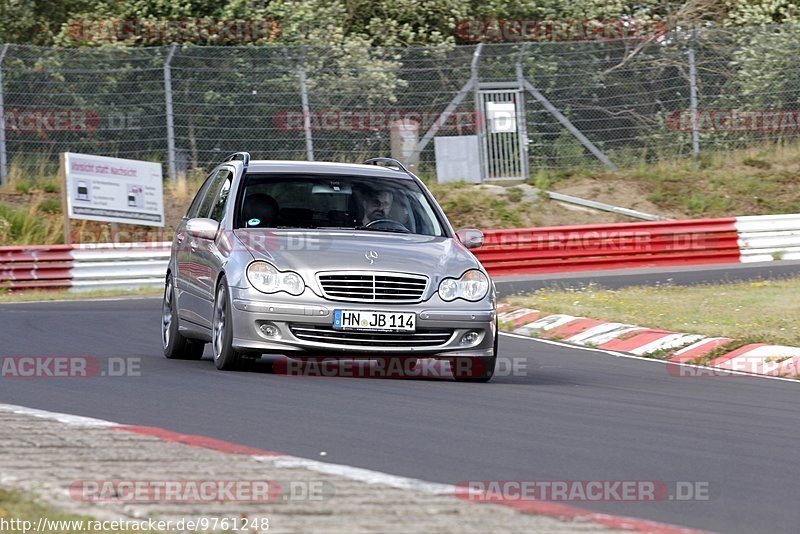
[460,331,480,346]
[259,323,280,338]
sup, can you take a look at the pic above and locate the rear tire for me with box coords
[212,277,243,371]
[162,276,205,360]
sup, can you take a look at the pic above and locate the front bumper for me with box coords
[229,287,496,358]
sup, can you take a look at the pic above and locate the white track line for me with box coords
[0,402,701,532]
[255,455,456,495]
[0,403,456,495]
[0,404,120,426]
[0,296,160,305]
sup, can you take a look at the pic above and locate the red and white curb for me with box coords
[498,305,800,379]
[0,403,706,534]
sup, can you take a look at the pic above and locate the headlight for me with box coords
[438,270,489,302]
[247,261,305,296]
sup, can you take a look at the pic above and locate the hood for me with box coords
[233,229,482,288]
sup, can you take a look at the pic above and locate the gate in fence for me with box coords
[476,83,529,181]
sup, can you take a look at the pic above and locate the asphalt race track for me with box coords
[2,293,800,533]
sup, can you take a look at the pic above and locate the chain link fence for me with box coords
[2,24,800,182]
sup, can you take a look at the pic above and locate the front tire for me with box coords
[162,276,205,360]
[212,277,243,371]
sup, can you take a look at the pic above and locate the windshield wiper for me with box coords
[353,225,411,234]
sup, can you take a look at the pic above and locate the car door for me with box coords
[175,169,225,328]
[192,168,234,327]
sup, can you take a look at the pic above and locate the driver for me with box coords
[359,187,394,225]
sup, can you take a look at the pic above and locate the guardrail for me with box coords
[0,242,170,291]
[736,214,800,263]
[2,214,800,291]
[474,218,741,275]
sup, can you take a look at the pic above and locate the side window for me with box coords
[197,169,230,219]
[185,170,218,219]
[209,173,232,223]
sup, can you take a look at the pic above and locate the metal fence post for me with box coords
[403,43,483,169]
[471,44,485,182]
[0,44,9,185]
[299,46,314,161]
[688,29,700,161]
[515,44,530,181]
[163,44,178,182]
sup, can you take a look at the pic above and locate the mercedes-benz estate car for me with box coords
[162,153,497,381]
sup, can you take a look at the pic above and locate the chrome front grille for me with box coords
[316,272,428,303]
[289,325,453,348]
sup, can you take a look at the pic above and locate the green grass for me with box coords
[428,181,544,229]
[0,202,62,245]
[3,139,800,246]
[506,277,800,346]
[0,489,163,534]
[0,488,239,533]
[0,287,160,303]
[527,141,800,217]
[37,198,62,214]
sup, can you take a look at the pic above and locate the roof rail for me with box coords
[363,157,414,177]
[224,152,251,169]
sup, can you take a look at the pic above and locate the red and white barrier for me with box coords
[475,213,800,275]
[0,242,170,291]
[735,214,800,263]
[1,213,799,290]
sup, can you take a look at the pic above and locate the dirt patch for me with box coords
[429,182,633,230]
[553,177,685,220]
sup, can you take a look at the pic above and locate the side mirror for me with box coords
[185,218,219,240]
[456,228,484,249]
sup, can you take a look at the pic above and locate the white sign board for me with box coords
[434,135,481,183]
[64,152,164,227]
[486,101,517,133]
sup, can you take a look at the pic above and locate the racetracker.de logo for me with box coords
[455,19,668,42]
[2,109,100,133]
[65,18,281,44]
[272,356,527,379]
[669,357,800,377]
[273,110,482,133]
[0,356,140,378]
[69,480,331,503]
[666,109,800,132]
[455,480,711,502]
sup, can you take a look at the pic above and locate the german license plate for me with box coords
[333,310,415,332]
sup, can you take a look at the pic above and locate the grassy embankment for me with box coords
[2,141,800,246]
[505,277,800,352]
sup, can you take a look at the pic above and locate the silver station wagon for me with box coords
[162,154,497,381]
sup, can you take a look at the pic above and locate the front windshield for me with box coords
[236,174,445,237]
